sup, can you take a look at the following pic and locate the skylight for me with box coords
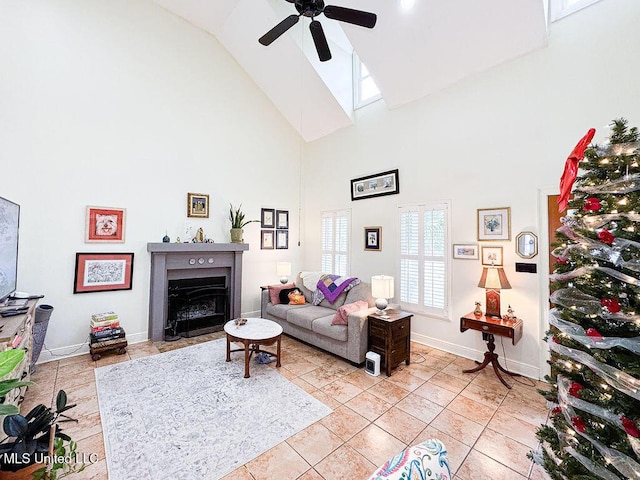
[353,53,381,110]
[549,0,602,22]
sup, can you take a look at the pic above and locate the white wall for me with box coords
[0,0,303,358]
[301,0,640,379]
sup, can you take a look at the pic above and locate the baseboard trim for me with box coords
[36,331,149,364]
[410,332,541,380]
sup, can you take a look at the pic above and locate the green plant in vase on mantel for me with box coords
[228,204,259,243]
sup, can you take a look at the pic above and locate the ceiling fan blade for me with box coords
[323,5,376,28]
[259,15,300,46]
[309,20,331,62]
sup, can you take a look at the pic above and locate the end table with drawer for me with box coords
[459,311,523,388]
[367,310,412,376]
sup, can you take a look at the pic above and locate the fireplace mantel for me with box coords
[147,242,249,341]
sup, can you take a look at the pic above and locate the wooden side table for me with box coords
[368,310,412,376]
[460,312,523,388]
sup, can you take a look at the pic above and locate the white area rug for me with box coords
[95,339,332,480]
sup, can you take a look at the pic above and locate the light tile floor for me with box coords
[26,333,552,479]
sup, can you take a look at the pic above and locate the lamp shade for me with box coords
[477,267,511,290]
[371,275,394,299]
[276,262,292,276]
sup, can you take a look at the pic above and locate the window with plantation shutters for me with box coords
[398,203,450,319]
[321,210,350,276]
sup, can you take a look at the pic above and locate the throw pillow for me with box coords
[288,291,306,305]
[332,300,369,325]
[268,283,295,305]
[279,287,301,305]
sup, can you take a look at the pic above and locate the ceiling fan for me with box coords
[259,0,377,62]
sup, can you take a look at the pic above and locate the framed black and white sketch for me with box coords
[276,229,289,249]
[261,208,275,228]
[364,226,381,251]
[477,207,511,241]
[276,210,289,229]
[351,169,400,201]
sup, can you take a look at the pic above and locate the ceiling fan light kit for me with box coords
[259,0,377,62]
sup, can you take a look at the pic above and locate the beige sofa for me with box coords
[260,274,375,364]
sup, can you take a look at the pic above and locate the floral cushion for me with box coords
[367,439,451,480]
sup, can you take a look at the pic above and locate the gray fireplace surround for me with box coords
[147,242,248,341]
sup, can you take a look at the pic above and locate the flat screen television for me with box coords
[0,196,20,304]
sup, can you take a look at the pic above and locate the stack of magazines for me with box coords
[90,311,125,343]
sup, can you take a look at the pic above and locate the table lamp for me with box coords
[277,262,292,284]
[477,266,511,318]
[371,275,394,319]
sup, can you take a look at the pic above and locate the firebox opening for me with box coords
[165,276,228,341]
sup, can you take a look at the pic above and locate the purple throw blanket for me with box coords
[316,275,359,303]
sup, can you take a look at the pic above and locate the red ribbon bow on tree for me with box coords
[558,128,596,212]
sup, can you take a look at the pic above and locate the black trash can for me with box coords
[31,304,53,374]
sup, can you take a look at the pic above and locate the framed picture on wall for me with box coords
[452,244,478,259]
[85,206,126,243]
[73,252,134,293]
[364,226,382,251]
[187,193,209,218]
[261,230,274,249]
[477,207,511,241]
[276,210,289,229]
[276,229,289,249]
[261,208,275,228]
[351,169,400,201]
[481,246,503,266]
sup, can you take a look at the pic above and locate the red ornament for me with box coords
[583,197,602,212]
[558,128,596,212]
[572,416,587,433]
[586,328,603,340]
[556,257,568,264]
[552,406,562,415]
[569,382,584,398]
[622,417,640,438]
[598,229,615,245]
[601,298,621,313]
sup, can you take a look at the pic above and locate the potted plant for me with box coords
[228,204,259,243]
[0,350,84,479]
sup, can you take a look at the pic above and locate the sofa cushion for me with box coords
[312,315,348,342]
[332,300,369,325]
[266,303,308,318]
[268,283,296,305]
[286,305,332,330]
[345,281,374,306]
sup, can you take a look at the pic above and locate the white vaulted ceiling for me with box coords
[153,0,548,142]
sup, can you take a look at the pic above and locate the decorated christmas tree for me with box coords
[534,119,640,480]
[534,118,640,479]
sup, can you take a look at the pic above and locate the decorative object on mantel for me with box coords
[351,169,400,201]
[187,193,209,218]
[162,232,170,243]
[229,204,259,243]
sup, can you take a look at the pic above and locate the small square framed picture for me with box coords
[477,207,510,241]
[187,193,209,218]
[481,246,503,266]
[276,210,289,229]
[261,208,275,228]
[276,229,289,249]
[452,244,478,259]
[85,206,126,243]
[364,227,381,251]
[261,230,274,250]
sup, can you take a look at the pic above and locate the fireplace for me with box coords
[166,276,228,339]
[147,243,248,341]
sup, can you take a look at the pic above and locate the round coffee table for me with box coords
[224,317,283,378]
